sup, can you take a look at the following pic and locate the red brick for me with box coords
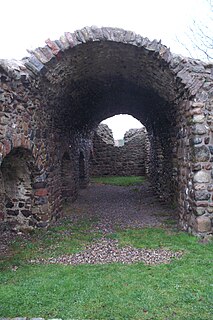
[45,39,60,56]
[35,188,48,196]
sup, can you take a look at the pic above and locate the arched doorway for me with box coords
[0,148,34,228]
[90,115,147,177]
[37,33,182,212]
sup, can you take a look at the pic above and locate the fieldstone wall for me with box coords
[0,61,88,229]
[0,63,51,229]
[90,124,147,176]
[0,26,213,235]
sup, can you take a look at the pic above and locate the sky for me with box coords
[102,115,143,140]
[0,0,211,139]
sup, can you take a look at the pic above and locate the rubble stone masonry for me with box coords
[90,124,147,177]
[0,26,213,235]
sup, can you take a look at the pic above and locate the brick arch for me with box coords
[21,27,206,97]
[0,27,213,234]
[22,27,207,130]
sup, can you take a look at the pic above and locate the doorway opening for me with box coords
[0,148,34,228]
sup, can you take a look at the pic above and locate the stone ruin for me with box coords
[90,123,147,177]
[0,26,213,235]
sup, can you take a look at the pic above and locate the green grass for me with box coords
[0,221,212,319]
[91,175,145,186]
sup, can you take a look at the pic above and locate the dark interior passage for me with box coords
[41,40,179,206]
[36,35,198,232]
[68,180,177,233]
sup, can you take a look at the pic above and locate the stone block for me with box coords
[59,34,70,50]
[193,170,210,183]
[45,39,61,55]
[194,207,206,216]
[192,124,207,135]
[194,145,210,161]
[191,102,205,108]
[65,32,76,47]
[196,216,212,232]
[194,190,210,201]
[25,55,44,73]
[33,47,52,64]
[193,114,205,123]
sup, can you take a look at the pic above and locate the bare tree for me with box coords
[178,0,213,61]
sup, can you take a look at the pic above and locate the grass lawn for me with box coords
[0,223,212,319]
[91,175,145,186]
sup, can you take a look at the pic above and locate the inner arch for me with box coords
[102,114,143,141]
[37,34,183,209]
[40,40,181,134]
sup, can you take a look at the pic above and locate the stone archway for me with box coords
[0,26,213,234]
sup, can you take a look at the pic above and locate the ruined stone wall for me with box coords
[90,124,147,177]
[176,96,213,235]
[0,27,213,236]
[0,62,52,229]
[0,61,88,230]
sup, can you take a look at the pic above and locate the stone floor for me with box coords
[66,181,178,233]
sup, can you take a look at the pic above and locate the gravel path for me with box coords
[35,181,181,266]
[66,181,177,233]
[31,237,182,266]
[1,181,180,265]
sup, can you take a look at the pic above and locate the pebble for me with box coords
[30,237,183,266]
